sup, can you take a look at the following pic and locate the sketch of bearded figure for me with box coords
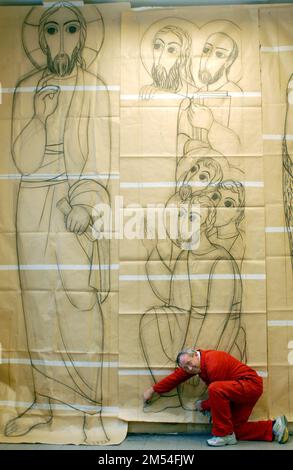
[5,2,112,444]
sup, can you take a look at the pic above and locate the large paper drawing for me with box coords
[3,1,120,445]
[1,1,292,444]
[283,74,293,266]
[120,11,252,417]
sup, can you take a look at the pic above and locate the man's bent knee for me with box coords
[208,382,224,396]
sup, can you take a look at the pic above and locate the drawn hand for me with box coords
[65,206,91,235]
[188,101,214,130]
[143,386,155,404]
[34,78,60,123]
[140,84,157,100]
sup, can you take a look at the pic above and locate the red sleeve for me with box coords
[153,368,192,394]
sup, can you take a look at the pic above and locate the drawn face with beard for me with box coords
[41,9,83,77]
[151,29,183,92]
[199,32,236,86]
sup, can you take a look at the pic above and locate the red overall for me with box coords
[153,349,273,441]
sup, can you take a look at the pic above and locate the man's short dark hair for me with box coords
[176,347,197,366]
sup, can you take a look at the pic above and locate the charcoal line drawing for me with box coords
[138,17,247,414]
[5,1,112,444]
[138,19,243,177]
[140,157,246,413]
[197,21,242,93]
[139,18,198,99]
[283,73,293,268]
[175,21,242,164]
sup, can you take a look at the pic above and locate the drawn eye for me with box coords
[203,46,211,54]
[216,51,227,59]
[199,172,209,182]
[154,42,162,50]
[211,192,220,201]
[167,46,177,54]
[190,164,199,174]
[224,198,236,208]
[46,24,58,35]
[65,23,80,34]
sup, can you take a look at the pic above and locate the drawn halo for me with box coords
[22,1,104,71]
[140,17,199,85]
[198,20,242,85]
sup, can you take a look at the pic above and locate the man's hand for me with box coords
[143,386,155,404]
[66,206,91,235]
[188,101,214,130]
[195,399,203,412]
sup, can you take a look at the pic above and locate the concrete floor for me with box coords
[0,432,292,450]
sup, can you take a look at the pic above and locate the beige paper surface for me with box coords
[260,5,293,421]
[120,3,267,424]
[0,2,129,445]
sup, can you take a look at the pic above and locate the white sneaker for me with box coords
[273,415,289,444]
[207,433,237,447]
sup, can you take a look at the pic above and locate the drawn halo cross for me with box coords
[140,17,199,81]
[22,1,104,71]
